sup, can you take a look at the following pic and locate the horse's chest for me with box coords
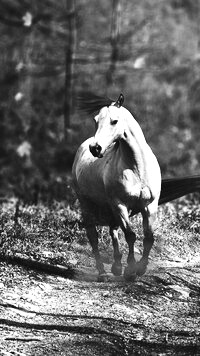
[105,170,140,200]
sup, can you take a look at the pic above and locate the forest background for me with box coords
[0,0,200,203]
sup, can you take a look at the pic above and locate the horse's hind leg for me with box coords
[110,226,122,276]
[136,202,157,276]
[80,200,106,278]
[85,225,106,277]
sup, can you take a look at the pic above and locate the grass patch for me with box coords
[0,194,199,270]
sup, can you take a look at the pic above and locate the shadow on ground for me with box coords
[0,254,199,356]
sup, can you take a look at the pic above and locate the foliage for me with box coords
[0,197,83,265]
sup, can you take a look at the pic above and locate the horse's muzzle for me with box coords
[89,143,103,158]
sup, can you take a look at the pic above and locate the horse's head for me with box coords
[89,94,125,158]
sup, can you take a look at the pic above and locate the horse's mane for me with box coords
[77,92,114,115]
[77,92,142,124]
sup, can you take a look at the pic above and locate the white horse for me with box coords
[72,93,161,280]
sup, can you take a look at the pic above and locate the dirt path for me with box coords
[0,256,199,356]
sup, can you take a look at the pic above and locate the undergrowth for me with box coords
[0,193,199,269]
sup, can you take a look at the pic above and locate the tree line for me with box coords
[0,0,199,201]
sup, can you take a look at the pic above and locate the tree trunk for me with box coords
[64,0,76,133]
[106,0,121,86]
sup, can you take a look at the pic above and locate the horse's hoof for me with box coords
[111,262,122,276]
[135,260,147,276]
[97,273,109,282]
[123,266,137,282]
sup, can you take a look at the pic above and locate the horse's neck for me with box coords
[119,118,148,175]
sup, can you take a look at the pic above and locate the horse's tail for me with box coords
[159,176,200,205]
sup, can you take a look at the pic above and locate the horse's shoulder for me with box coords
[73,137,92,163]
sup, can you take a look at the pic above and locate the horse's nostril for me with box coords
[96,144,101,153]
[89,143,102,157]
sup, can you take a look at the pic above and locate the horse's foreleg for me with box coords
[110,226,122,276]
[113,204,136,280]
[123,228,137,280]
[136,202,157,276]
[85,225,106,276]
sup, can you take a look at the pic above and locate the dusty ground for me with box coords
[0,256,200,355]
[0,199,199,355]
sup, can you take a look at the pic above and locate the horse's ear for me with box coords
[114,93,124,108]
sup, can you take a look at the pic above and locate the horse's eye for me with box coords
[111,120,118,125]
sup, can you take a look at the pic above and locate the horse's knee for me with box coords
[85,225,98,247]
[124,231,136,262]
[144,234,154,247]
[124,230,136,248]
